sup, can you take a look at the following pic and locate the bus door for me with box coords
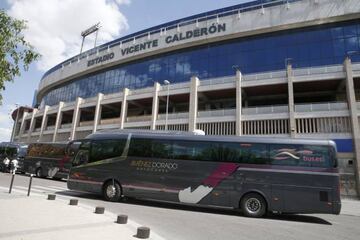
[71,141,92,191]
[64,141,82,174]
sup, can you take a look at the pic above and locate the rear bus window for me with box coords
[269,144,330,168]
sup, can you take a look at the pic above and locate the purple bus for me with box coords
[67,130,341,218]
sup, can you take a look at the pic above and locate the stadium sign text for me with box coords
[165,23,226,44]
[86,23,227,66]
[120,23,226,57]
[87,52,115,67]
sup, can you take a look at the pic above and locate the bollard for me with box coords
[69,199,78,206]
[27,174,33,196]
[47,194,56,200]
[136,226,150,239]
[8,172,15,194]
[116,215,128,224]
[95,206,105,214]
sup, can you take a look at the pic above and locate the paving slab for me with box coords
[0,191,159,240]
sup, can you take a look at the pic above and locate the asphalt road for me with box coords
[1,173,360,240]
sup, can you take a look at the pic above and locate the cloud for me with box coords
[0,105,16,142]
[0,128,12,142]
[7,0,130,71]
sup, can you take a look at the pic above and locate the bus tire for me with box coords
[103,180,122,202]
[240,193,267,218]
[36,168,44,178]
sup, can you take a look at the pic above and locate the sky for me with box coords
[0,0,247,142]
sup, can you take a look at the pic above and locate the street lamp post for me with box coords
[164,80,170,131]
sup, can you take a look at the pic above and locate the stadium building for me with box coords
[10,0,360,197]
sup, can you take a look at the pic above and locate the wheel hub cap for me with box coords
[246,198,261,214]
[106,185,116,198]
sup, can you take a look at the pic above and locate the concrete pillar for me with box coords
[52,102,64,142]
[120,88,129,129]
[93,93,104,133]
[287,64,296,138]
[236,70,242,136]
[151,82,160,130]
[188,76,199,132]
[19,111,29,139]
[27,109,39,142]
[10,107,21,142]
[39,105,50,141]
[344,57,360,197]
[70,97,83,141]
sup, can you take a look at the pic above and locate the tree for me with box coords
[0,9,40,104]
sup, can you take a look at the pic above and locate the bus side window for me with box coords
[90,139,126,162]
[269,144,301,166]
[152,140,172,159]
[128,138,152,158]
[172,141,220,162]
[222,143,268,164]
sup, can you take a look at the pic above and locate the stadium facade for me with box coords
[10,0,360,197]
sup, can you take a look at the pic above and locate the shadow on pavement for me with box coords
[117,196,333,225]
[54,190,332,225]
[267,214,332,225]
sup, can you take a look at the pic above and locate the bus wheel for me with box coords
[240,193,267,218]
[36,168,44,178]
[103,181,122,202]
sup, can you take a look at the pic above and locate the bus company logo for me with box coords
[130,160,178,172]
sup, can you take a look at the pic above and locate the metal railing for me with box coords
[60,123,72,129]
[79,121,94,127]
[352,62,360,71]
[158,112,189,120]
[295,102,348,112]
[292,64,344,77]
[130,87,154,95]
[243,69,287,82]
[198,109,236,118]
[242,105,288,115]
[200,76,235,86]
[126,115,152,122]
[159,82,189,91]
[99,118,121,125]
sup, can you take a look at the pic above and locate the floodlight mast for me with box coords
[80,22,101,54]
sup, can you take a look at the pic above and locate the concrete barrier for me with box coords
[47,194,56,200]
[136,226,150,239]
[69,199,78,206]
[95,206,105,214]
[116,215,128,224]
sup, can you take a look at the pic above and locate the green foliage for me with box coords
[0,9,40,104]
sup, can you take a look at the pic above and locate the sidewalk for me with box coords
[0,190,162,240]
[340,198,360,217]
